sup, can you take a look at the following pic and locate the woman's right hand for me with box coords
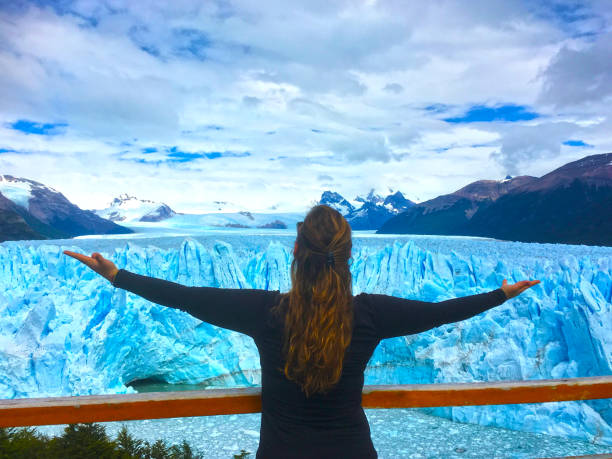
[63,250,119,283]
[501,279,540,300]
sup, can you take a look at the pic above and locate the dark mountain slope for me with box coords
[379,153,612,246]
[0,175,133,242]
[378,176,536,235]
[466,154,612,245]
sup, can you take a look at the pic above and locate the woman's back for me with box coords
[256,292,379,458]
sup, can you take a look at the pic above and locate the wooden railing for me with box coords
[1,375,611,428]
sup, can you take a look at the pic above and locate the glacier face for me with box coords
[0,233,611,444]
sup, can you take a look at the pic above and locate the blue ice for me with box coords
[0,232,610,444]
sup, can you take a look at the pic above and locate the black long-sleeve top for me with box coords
[111,268,508,458]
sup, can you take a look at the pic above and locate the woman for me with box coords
[64,204,539,458]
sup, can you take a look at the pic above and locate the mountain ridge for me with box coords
[2,153,609,245]
[0,174,134,242]
[96,193,177,222]
[378,153,612,246]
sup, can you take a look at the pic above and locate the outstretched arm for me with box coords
[368,279,539,340]
[63,251,278,337]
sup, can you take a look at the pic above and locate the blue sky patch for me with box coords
[164,147,250,162]
[168,151,207,162]
[443,104,539,123]
[546,1,593,25]
[9,119,67,135]
[128,25,162,59]
[173,28,211,60]
[563,139,593,147]
[139,45,161,57]
[531,1,600,40]
[126,147,251,164]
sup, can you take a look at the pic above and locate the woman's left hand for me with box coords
[63,250,119,283]
[500,278,540,300]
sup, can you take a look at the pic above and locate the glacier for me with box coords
[0,232,611,445]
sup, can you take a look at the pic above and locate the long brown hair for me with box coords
[272,204,353,397]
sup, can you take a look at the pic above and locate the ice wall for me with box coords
[0,237,610,444]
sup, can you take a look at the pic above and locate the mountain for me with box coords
[383,190,414,213]
[95,195,304,229]
[95,193,177,222]
[355,189,384,206]
[346,189,416,230]
[0,193,49,241]
[318,191,356,215]
[317,189,415,230]
[465,153,612,245]
[377,176,537,236]
[378,153,612,246]
[0,175,134,242]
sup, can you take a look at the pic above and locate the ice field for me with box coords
[1,227,611,450]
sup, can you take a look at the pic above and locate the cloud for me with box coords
[383,83,403,94]
[0,1,610,211]
[539,31,612,107]
[490,121,581,175]
[330,134,391,163]
[242,96,262,107]
[424,104,451,114]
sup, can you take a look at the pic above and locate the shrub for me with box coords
[0,423,206,459]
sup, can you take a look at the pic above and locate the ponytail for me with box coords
[272,205,353,397]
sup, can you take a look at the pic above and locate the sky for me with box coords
[1,0,611,213]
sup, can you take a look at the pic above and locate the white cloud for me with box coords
[0,0,610,212]
[539,31,612,107]
[490,121,582,176]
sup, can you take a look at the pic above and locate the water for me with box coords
[32,407,612,458]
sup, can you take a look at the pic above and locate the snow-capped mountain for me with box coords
[382,191,414,214]
[0,175,133,242]
[354,189,384,206]
[95,193,177,223]
[95,195,305,229]
[317,189,415,230]
[318,191,356,215]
